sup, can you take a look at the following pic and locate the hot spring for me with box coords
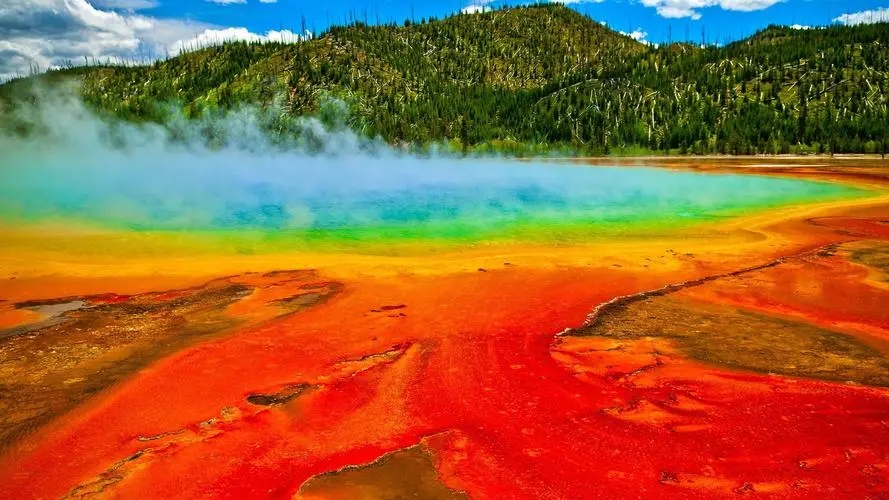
[0,152,866,256]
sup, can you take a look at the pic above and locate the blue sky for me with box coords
[1,0,887,81]
[140,0,889,44]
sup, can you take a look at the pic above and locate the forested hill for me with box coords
[2,4,889,155]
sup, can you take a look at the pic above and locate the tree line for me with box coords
[2,4,887,156]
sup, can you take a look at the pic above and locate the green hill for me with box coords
[2,4,888,156]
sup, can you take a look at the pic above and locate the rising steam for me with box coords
[0,85,857,244]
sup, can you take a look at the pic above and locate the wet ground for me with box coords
[0,271,341,448]
[1,161,889,499]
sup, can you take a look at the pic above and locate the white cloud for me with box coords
[461,5,491,13]
[639,0,782,20]
[259,0,278,3]
[0,0,305,82]
[717,0,781,11]
[833,7,889,26]
[620,28,651,45]
[789,24,811,30]
[206,0,247,4]
[461,1,494,14]
[169,28,311,54]
[91,0,159,9]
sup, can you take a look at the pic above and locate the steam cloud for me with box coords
[0,85,850,243]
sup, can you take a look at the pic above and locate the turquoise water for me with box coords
[0,155,865,242]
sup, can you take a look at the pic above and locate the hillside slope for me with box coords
[2,4,888,155]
